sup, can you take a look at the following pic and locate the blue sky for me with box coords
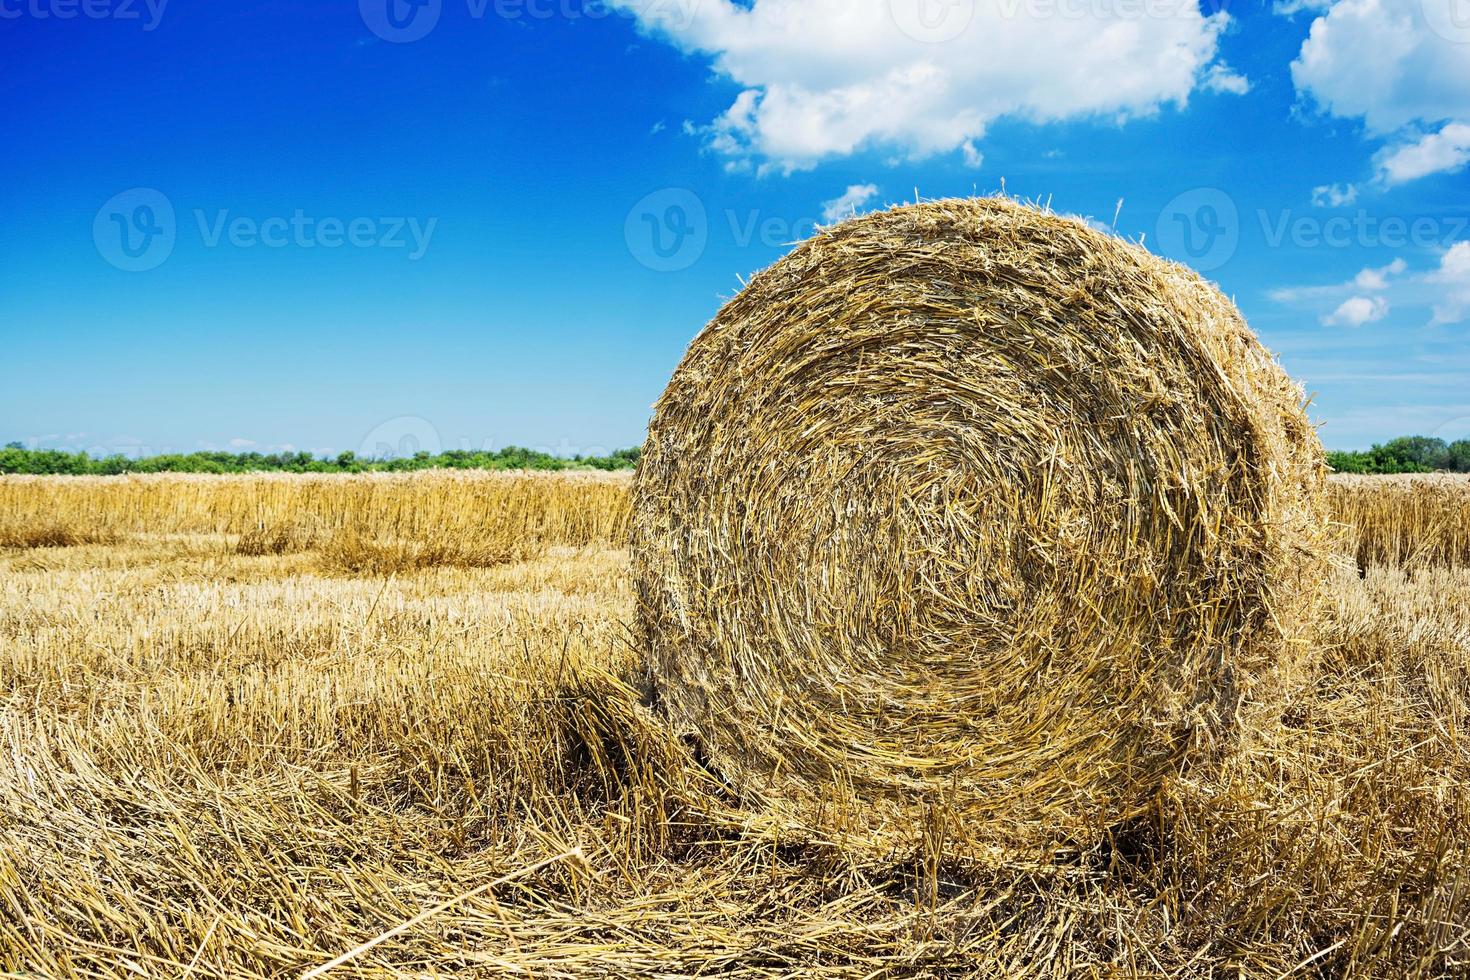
[2,0,1467,455]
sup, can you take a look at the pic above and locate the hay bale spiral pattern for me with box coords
[633,198,1326,848]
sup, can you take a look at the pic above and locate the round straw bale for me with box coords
[632,198,1327,850]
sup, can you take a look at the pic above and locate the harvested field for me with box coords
[0,470,1467,977]
[1330,473,1470,571]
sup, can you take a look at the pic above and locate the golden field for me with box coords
[1,471,1467,978]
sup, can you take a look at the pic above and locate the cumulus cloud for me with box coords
[1310,182,1357,207]
[1288,0,1470,184]
[1269,258,1401,304]
[228,438,259,449]
[1428,241,1470,325]
[1290,0,1470,134]
[1375,122,1470,184]
[1271,259,1400,305]
[1353,257,1407,290]
[1322,295,1390,326]
[821,183,880,223]
[1273,250,1470,326]
[1202,63,1250,95]
[610,0,1231,172]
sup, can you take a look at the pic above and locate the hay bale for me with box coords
[632,197,1328,851]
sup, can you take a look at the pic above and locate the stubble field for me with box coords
[1,471,1468,978]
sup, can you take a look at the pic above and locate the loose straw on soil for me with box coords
[633,197,1330,852]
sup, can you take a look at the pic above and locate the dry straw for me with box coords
[1330,473,1470,570]
[633,197,1330,852]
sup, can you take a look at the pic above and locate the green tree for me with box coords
[1442,440,1470,473]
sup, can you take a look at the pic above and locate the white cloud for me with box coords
[1269,281,1345,304]
[1291,0,1470,134]
[1375,122,1470,184]
[228,438,258,449]
[1310,182,1357,207]
[610,0,1231,172]
[1353,257,1406,290]
[1428,241,1470,325]
[1273,0,1332,13]
[1202,63,1250,95]
[1322,295,1390,326]
[821,183,880,223]
[650,119,667,135]
[1269,259,1399,303]
[1288,0,1470,185]
[1274,249,1470,327]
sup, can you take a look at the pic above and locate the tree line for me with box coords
[1325,436,1470,475]
[4,436,1468,476]
[0,444,640,475]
